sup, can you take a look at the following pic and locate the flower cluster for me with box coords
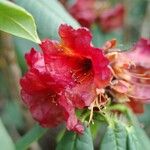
[69,0,124,32]
[20,24,150,133]
[104,38,150,113]
[20,24,111,133]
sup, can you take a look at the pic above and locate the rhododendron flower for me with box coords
[69,0,124,32]
[104,38,150,113]
[69,0,96,28]
[125,38,150,102]
[20,24,111,133]
[98,4,124,32]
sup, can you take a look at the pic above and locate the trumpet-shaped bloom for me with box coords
[69,0,124,32]
[104,38,150,113]
[20,24,111,133]
[126,38,150,102]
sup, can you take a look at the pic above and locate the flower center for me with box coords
[71,58,94,84]
[83,58,93,72]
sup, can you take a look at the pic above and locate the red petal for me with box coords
[127,100,144,114]
[25,48,45,72]
[58,24,111,87]
[124,38,150,103]
[127,38,150,68]
[39,39,60,55]
[127,82,150,102]
[59,95,84,133]
[40,40,74,86]
[69,0,96,28]
[94,67,112,88]
[111,80,130,94]
[65,82,96,109]
[21,90,64,127]
[59,24,92,56]
[20,69,65,127]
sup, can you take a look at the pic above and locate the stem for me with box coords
[108,104,128,113]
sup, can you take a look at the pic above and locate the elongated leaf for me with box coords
[13,37,39,73]
[100,122,127,150]
[126,123,150,150]
[134,126,150,150]
[127,110,150,150]
[0,0,40,43]
[15,124,48,150]
[90,121,101,139]
[56,126,94,150]
[1,101,24,129]
[126,126,141,150]
[14,0,79,40]
[106,105,150,150]
[0,119,15,150]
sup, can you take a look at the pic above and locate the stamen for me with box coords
[78,71,93,84]
[88,91,109,125]
[71,58,93,83]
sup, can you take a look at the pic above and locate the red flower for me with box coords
[125,38,150,102]
[69,0,124,32]
[20,24,111,133]
[20,49,65,128]
[104,38,150,113]
[98,4,124,32]
[69,0,96,28]
[127,38,150,69]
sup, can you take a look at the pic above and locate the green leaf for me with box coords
[13,37,39,73]
[129,111,150,150]
[0,119,15,150]
[0,0,40,43]
[14,0,80,40]
[134,126,150,150]
[126,124,150,150]
[108,105,150,149]
[91,24,123,47]
[56,125,94,150]
[126,126,141,150]
[15,124,48,150]
[108,105,150,150]
[100,122,127,150]
[1,101,24,129]
[90,121,100,139]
